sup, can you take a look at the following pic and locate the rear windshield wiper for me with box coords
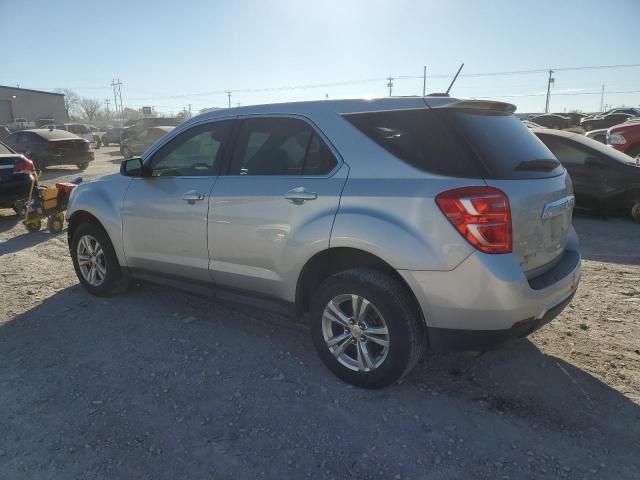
[515,159,561,171]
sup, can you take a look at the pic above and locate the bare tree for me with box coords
[78,98,102,121]
[54,88,80,118]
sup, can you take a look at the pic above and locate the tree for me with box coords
[54,88,80,119]
[78,98,102,121]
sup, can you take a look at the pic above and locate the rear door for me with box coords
[208,116,346,299]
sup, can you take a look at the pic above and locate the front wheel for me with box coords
[70,222,130,296]
[310,268,424,389]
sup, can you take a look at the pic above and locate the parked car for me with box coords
[3,129,94,171]
[119,126,174,157]
[585,128,607,144]
[607,119,640,160]
[592,107,640,118]
[120,117,182,141]
[101,127,124,146]
[529,114,570,130]
[67,98,581,388]
[534,128,640,221]
[581,112,633,132]
[0,141,36,213]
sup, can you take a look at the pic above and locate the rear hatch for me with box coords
[50,138,90,159]
[440,102,573,277]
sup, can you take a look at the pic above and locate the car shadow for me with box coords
[0,285,638,478]
[0,211,20,233]
[0,229,59,255]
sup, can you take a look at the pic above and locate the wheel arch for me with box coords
[295,247,426,326]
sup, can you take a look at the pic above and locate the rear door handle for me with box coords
[182,190,205,204]
[284,188,317,203]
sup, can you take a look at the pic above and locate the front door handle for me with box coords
[182,190,205,204]
[284,188,317,203]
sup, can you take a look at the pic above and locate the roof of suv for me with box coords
[188,97,516,124]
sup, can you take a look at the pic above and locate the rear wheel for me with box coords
[25,219,42,232]
[70,222,130,296]
[310,268,424,389]
[76,162,89,170]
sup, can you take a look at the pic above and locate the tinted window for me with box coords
[450,110,563,178]
[343,109,483,178]
[230,117,336,176]
[150,121,232,176]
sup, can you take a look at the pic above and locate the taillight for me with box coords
[13,157,36,175]
[435,186,512,254]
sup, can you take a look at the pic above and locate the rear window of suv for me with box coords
[343,108,563,179]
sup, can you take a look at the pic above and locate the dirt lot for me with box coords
[1,146,639,479]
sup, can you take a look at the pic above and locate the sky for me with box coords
[1,0,639,115]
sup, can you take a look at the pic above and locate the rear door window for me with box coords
[343,108,563,179]
[229,117,337,176]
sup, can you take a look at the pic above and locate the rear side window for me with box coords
[343,109,482,178]
[343,108,562,179]
[230,117,337,176]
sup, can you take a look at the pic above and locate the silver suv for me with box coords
[66,97,581,388]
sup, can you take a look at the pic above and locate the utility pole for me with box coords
[544,69,554,113]
[188,103,192,117]
[387,77,394,97]
[116,78,124,117]
[600,85,605,112]
[422,66,427,96]
[225,91,232,108]
[111,79,120,119]
[104,99,111,118]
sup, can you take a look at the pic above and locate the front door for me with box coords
[121,120,234,281]
[209,116,347,300]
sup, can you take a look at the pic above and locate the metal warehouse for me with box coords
[0,86,67,125]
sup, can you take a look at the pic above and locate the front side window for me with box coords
[149,121,232,177]
[230,117,337,176]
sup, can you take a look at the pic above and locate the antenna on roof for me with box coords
[445,63,465,95]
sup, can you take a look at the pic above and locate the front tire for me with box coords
[70,222,129,296]
[310,268,424,389]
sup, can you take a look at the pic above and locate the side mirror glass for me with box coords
[120,157,151,177]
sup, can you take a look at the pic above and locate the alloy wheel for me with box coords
[77,234,107,286]
[321,294,390,372]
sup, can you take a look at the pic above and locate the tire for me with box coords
[76,162,89,170]
[13,200,26,218]
[47,213,64,233]
[103,139,109,147]
[310,268,425,389]
[70,222,130,296]
[631,201,640,222]
[25,219,42,232]
[583,123,592,132]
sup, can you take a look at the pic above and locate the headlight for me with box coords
[608,133,626,145]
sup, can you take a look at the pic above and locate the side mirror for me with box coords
[120,157,151,177]
[585,156,604,168]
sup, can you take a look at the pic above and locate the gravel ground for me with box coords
[1,146,639,479]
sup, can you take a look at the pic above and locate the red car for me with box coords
[608,119,640,159]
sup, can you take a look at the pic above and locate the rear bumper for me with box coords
[399,227,581,351]
[42,151,94,166]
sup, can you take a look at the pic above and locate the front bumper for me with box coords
[399,229,581,351]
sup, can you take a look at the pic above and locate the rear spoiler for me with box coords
[429,99,517,114]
